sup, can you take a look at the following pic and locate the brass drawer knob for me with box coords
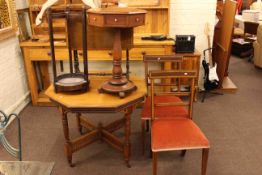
[114,18,118,22]
[93,17,96,21]
[136,18,140,22]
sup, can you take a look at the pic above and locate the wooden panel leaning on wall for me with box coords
[20,0,201,106]
[213,0,238,93]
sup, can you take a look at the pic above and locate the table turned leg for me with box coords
[76,113,83,134]
[124,106,133,168]
[61,109,74,167]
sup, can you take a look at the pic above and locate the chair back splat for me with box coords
[143,55,183,92]
[149,70,196,120]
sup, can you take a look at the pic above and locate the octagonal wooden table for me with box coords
[45,76,146,167]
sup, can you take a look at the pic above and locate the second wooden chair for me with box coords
[141,54,188,155]
[149,70,210,175]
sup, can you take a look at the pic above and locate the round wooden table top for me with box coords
[45,76,146,112]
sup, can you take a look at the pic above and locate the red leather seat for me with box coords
[152,118,209,152]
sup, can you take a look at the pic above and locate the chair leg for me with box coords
[153,152,158,175]
[201,148,209,175]
[201,90,207,103]
[181,150,187,157]
[76,113,82,134]
[141,120,145,155]
[146,120,150,132]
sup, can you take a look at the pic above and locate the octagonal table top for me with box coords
[45,76,146,112]
[87,7,147,15]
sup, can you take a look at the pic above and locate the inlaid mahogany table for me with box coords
[87,7,146,98]
[45,76,146,167]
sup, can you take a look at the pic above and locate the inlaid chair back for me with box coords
[143,55,183,94]
[149,70,196,120]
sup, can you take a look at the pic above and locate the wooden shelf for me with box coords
[32,22,65,28]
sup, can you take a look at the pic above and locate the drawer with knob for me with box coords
[129,15,145,27]
[28,48,68,61]
[105,15,127,26]
[88,14,104,27]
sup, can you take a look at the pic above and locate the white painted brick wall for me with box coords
[170,0,217,88]
[0,37,30,114]
[170,0,217,52]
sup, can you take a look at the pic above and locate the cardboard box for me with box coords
[242,10,260,22]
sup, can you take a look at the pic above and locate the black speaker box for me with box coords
[175,35,195,53]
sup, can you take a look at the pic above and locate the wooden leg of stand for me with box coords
[124,107,133,168]
[153,152,158,175]
[62,109,74,167]
[181,150,187,157]
[141,120,145,155]
[201,91,207,103]
[202,148,209,175]
[146,120,150,132]
[76,113,82,134]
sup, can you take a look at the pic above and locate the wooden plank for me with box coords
[39,61,50,90]
[37,91,54,106]
[213,76,237,93]
[22,48,39,105]
[214,0,237,87]
[221,76,237,93]
[37,98,54,106]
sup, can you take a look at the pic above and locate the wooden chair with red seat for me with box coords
[141,54,189,155]
[149,70,210,175]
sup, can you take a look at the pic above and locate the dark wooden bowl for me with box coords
[54,73,89,93]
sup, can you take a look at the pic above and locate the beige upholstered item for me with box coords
[253,24,262,68]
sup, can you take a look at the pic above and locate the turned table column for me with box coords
[87,7,146,98]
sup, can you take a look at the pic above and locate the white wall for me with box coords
[0,37,30,115]
[0,1,30,115]
[15,0,28,10]
[170,0,217,88]
[170,0,217,53]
